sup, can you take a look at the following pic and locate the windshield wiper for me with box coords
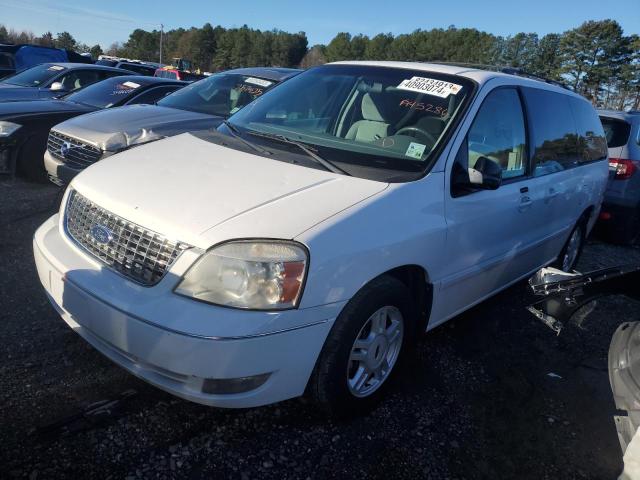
[245,130,348,175]
[221,120,272,156]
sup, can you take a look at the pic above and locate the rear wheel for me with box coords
[554,222,586,272]
[308,275,417,415]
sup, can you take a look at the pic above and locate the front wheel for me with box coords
[16,137,48,183]
[307,275,417,415]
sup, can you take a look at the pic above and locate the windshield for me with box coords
[225,65,474,182]
[65,77,145,108]
[2,64,65,87]
[158,73,278,117]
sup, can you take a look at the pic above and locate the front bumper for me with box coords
[34,214,342,407]
[44,150,83,186]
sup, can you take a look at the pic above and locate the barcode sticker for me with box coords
[397,77,463,98]
[245,77,273,87]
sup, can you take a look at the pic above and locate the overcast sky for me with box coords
[1,0,638,48]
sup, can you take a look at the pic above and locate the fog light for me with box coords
[201,373,270,394]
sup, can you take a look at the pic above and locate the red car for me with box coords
[154,67,205,82]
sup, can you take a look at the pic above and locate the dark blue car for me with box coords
[0,63,133,102]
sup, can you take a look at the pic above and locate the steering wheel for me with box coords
[395,126,437,146]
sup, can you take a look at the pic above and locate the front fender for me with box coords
[296,173,447,310]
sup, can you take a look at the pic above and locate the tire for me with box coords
[307,275,418,416]
[15,137,48,183]
[553,220,586,272]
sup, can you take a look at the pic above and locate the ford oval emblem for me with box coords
[90,224,113,245]
[60,141,71,158]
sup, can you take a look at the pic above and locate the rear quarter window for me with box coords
[600,116,631,148]
[569,98,607,162]
[522,87,579,176]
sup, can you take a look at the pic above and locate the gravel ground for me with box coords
[2,177,640,479]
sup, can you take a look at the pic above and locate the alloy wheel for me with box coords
[346,305,404,398]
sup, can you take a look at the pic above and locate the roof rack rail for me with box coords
[431,62,569,90]
[500,67,569,90]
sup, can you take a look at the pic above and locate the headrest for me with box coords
[361,93,388,122]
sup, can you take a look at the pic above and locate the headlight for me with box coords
[174,240,308,310]
[0,121,21,137]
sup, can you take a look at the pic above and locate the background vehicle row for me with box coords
[596,110,640,244]
[44,67,300,184]
[0,75,186,180]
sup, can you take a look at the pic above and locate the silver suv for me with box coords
[597,110,640,244]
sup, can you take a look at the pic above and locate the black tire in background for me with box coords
[307,274,418,416]
[15,135,49,183]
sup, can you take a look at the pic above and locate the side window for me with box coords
[570,98,608,163]
[127,86,181,105]
[57,70,101,91]
[522,88,579,176]
[465,88,527,179]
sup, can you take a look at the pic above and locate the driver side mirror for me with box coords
[468,156,502,190]
[50,82,66,92]
[452,156,502,196]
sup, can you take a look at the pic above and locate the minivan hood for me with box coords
[55,104,221,152]
[71,133,388,248]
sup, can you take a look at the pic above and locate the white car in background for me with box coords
[34,61,608,414]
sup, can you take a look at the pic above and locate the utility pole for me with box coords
[159,23,164,65]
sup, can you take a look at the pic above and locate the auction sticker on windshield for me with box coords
[122,81,141,89]
[113,81,141,94]
[244,77,273,87]
[397,77,462,98]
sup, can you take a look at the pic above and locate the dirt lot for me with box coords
[1,177,639,480]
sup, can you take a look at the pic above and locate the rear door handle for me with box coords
[519,194,533,212]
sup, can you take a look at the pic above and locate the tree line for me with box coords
[1,19,638,109]
[315,21,639,110]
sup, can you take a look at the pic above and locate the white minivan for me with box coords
[34,62,608,413]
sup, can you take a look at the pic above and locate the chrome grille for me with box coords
[48,131,103,169]
[64,190,191,285]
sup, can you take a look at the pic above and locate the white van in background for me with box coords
[34,61,608,414]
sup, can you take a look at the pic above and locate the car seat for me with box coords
[345,93,391,143]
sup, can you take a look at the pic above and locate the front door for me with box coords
[435,87,545,323]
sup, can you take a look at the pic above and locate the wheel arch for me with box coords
[370,264,433,334]
[580,204,597,235]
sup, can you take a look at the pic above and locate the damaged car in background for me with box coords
[0,75,186,181]
[45,67,301,185]
[527,265,640,479]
